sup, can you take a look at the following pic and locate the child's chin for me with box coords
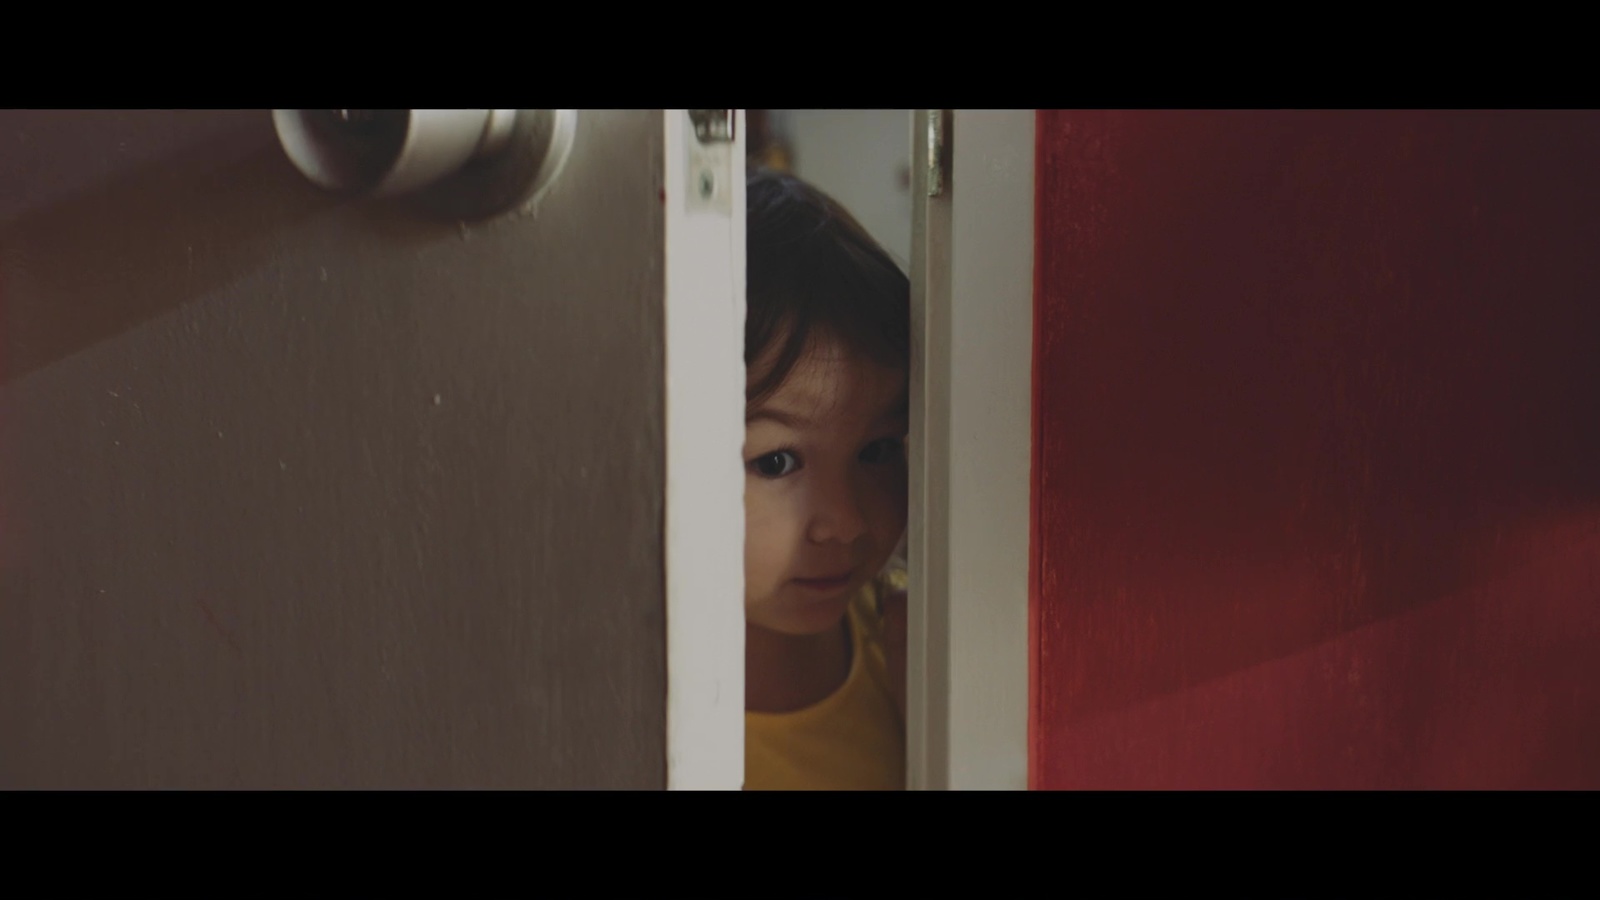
[764,596,852,637]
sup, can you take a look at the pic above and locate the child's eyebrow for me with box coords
[746,408,808,427]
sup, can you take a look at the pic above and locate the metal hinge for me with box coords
[926,109,949,197]
[688,110,736,144]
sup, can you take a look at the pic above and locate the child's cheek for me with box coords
[743,487,796,591]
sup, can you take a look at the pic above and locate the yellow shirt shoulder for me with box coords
[744,580,905,790]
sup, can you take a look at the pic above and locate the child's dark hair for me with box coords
[745,169,910,407]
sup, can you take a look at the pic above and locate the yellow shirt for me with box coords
[745,580,905,790]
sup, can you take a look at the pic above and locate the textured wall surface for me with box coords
[1032,110,1600,788]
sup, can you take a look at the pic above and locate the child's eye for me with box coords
[859,437,905,465]
[749,450,801,478]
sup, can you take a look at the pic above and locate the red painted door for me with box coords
[1031,110,1600,789]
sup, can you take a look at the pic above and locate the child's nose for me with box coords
[806,480,867,546]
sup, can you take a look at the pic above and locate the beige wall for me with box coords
[777,109,914,268]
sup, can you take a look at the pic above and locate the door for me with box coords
[0,109,745,789]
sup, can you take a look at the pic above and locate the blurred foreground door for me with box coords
[0,109,744,789]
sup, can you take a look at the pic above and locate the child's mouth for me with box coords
[792,572,854,592]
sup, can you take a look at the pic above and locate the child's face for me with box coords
[744,338,908,636]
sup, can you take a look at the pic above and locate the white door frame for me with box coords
[908,109,1035,790]
[663,109,746,790]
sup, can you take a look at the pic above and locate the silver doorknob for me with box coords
[272,109,577,219]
